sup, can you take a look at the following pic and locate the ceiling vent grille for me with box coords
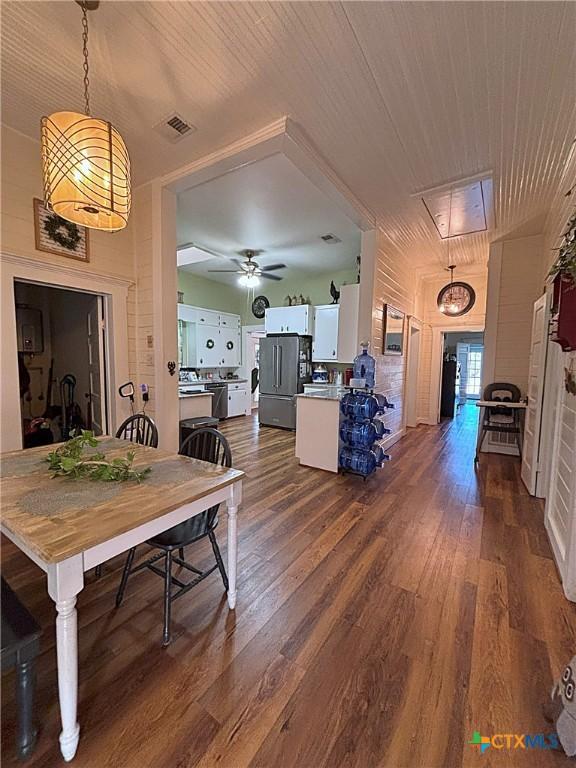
[153,113,197,144]
[320,233,342,244]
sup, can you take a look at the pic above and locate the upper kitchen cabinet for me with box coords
[178,303,197,323]
[220,326,241,367]
[311,284,360,363]
[337,284,360,363]
[265,305,313,336]
[313,305,339,361]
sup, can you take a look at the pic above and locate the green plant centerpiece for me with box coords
[46,431,151,482]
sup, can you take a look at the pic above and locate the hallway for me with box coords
[1,411,574,767]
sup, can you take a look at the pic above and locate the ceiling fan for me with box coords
[208,249,286,287]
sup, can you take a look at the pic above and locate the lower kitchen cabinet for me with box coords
[227,385,247,417]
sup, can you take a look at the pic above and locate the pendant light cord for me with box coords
[81,3,91,116]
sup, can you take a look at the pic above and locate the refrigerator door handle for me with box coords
[277,344,282,388]
[272,345,277,389]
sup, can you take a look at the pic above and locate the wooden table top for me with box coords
[0,438,244,564]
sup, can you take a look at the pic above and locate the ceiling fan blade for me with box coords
[230,258,244,267]
[260,264,286,271]
[260,273,283,281]
[207,269,243,273]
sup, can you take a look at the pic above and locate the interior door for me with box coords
[521,293,549,495]
[456,343,470,402]
[87,295,107,435]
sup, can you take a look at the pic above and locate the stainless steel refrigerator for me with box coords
[259,334,312,429]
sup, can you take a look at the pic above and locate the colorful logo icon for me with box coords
[469,731,491,754]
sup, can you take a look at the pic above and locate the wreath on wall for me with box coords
[43,213,81,252]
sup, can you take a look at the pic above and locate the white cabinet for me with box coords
[265,305,313,335]
[227,383,247,417]
[178,303,197,323]
[337,283,360,363]
[221,327,241,367]
[194,325,221,367]
[197,309,220,327]
[312,305,339,361]
[219,312,240,329]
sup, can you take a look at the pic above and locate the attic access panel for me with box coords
[421,176,494,239]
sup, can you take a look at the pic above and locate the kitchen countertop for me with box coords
[178,391,214,399]
[297,389,347,401]
[179,378,248,386]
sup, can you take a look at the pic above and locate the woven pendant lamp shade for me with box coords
[41,111,131,232]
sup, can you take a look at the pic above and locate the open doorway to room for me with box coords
[439,330,484,419]
[243,327,266,411]
[14,280,109,448]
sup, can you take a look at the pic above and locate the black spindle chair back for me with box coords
[115,414,159,448]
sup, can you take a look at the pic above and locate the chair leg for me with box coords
[162,551,173,647]
[115,547,136,608]
[178,547,185,561]
[208,530,229,591]
[15,656,37,761]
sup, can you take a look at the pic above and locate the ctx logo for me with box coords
[469,731,559,754]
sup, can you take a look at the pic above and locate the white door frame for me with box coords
[404,316,422,428]
[430,324,485,424]
[241,323,265,414]
[151,118,376,450]
[1,253,132,452]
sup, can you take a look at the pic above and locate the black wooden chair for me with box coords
[475,382,523,463]
[1,577,41,761]
[115,414,159,448]
[115,428,231,646]
[94,414,159,579]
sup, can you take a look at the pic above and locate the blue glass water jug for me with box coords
[373,418,391,438]
[339,446,377,476]
[340,392,380,421]
[339,420,377,448]
[372,444,391,467]
[353,344,375,388]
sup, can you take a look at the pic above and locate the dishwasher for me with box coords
[205,382,228,419]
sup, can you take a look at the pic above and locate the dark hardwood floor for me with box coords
[2,405,575,767]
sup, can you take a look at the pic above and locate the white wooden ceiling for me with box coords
[177,153,360,284]
[2,1,574,269]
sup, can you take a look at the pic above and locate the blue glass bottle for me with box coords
[353,344,375,388]
[340,420,377,448]
[339,446,377,476]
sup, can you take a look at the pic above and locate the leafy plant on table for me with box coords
[46,430,151,483]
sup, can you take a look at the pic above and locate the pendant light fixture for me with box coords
[41,1,130,232]
[437,189,476,316]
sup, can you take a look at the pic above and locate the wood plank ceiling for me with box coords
[1,1,574,269]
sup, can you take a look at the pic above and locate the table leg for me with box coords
[226,481,242,610]
[48,557,84,762]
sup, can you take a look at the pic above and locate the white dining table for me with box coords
[0,437,244,761]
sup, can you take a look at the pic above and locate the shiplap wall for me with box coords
[1,126,135,282]
[493,235,545,395]
[369,230,418,443]
[1,123,138,432]
[416,270,487,423]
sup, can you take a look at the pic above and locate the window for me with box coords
[466,348,483,397]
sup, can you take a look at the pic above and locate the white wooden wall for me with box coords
[369,230,419,444]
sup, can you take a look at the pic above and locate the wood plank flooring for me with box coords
[1,405,575,767]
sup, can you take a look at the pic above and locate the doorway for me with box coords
[405,318,422,428]
[433,327,485,422]
[14,281,109,448]
[243,326,266,411]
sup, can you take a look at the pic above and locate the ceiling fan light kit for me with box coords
[41,1,131,232]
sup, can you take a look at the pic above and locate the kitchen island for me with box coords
[295,389,347,473]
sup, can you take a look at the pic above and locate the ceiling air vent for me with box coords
[153,113,197,144]
[320,233,342,244]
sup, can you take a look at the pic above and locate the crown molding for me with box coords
[0,251,134,288]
